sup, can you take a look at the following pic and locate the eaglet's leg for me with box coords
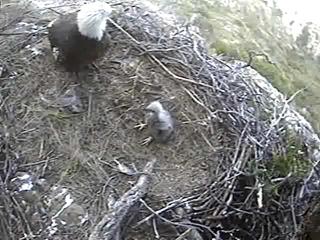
[51,47,60,62]
[65,70,81,85]
[141,136,153,146]
[133,122,147,131]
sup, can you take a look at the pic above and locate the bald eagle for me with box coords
[47,2,113,75]
[144,100,174,144]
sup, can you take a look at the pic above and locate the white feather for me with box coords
[157,110,173,130]
[76,2,113,41]
[146,100,164,112]
[146,101,173,131]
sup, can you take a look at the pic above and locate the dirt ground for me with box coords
[0,1,222,239]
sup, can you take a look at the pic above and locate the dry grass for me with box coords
[0,1,218,239]
[0,1,315,239]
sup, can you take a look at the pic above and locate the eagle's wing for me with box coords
[47,13,79,53]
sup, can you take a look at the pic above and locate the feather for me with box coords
[145,101,174,143]
[47,2,113,73]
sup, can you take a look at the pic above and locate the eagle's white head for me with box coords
[77,2,113,41]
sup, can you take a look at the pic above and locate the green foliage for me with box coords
[210,40,294,96]
[253,136,312,198]
[158,0,320,132]
[251,60,287,86]
[268,149,310,178]
[267,134,311,179]
[212,40,240,58]
[243,14,260,30]
[296,25,311,51]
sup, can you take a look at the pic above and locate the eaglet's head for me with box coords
[77,2,113,41]
[145,101,169,125]
[145,100,174,144]
[145,101,164,113]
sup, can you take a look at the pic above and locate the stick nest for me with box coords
[0,1,314,239]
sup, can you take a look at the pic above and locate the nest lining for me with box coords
[0,1,315,239]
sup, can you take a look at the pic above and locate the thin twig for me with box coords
[242,50,276,68]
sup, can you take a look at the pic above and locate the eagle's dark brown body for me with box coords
[48,12,110,73]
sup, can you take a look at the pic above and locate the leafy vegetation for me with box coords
[268,143,310,179]
[157,0,320,132]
